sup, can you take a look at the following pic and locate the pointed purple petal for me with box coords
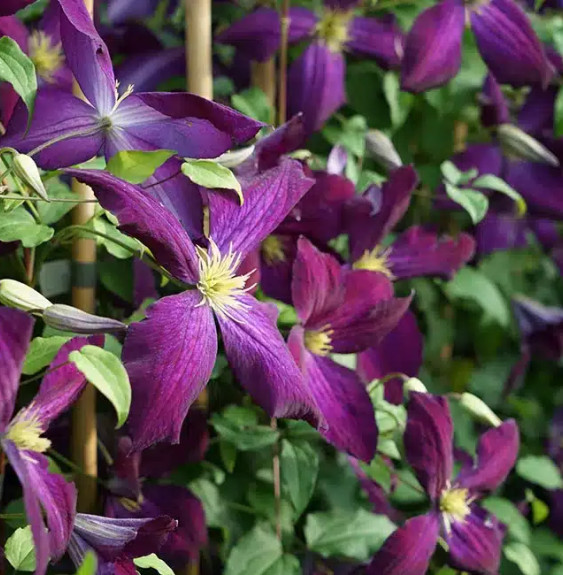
[475,213,528,256]
[400,0,465,93]
[471,0,552,88]
[518,85,558,137]
[66,168,199,283]
[133,260,157,308]
[288,7,318,42]
[405,392,453,499]
[208,158,314,261]
[123,291,217,451]
[0,308,33,430]
[289,326,376,461]
[260,234,298,304]
[0,0,35,15]
[287,41,346,134]
[366,513,439,575]
[480,74,510,128]
[216,294,321,425]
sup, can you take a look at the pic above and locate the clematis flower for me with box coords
[217,1,403,134]
[401,0,552,93]
[0,307,105,575]
[368,392,519,575]
[66,159,321,451]
[287,237,412,461]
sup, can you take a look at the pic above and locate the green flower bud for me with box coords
[403,377,428,397]
[365,130,403,172]
[459,393,502,427]
[42,304,127,335]
[0,279,52,313]
[498,124,559,167]
[12,154,49,201]
[215,145,255,168]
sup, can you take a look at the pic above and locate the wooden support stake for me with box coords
[251,59,276,121]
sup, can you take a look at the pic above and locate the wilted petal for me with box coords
[208,158,314,261]
[470,0,552,87]
[287,41,346,135]
[123,291,217,451]
[366,513,439,575]
[388,227,475,280]
[217,294,321,425]
[400,0,465,93]
[66,168,199,283]
[0,308,33,430]
[347,15,404,69]
[0,0,35,15]
[289,326,377,461]
[405,392,453,499]
[479,74,509,128]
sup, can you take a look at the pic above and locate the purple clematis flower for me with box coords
[0,307,106,575]
[287,237,412,461]
[217,1,403,134]
[66,160,322,451]
[368,392,519,575]
[401,0,552,93]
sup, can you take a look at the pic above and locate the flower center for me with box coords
[196,238,256,320]
[119,494,144,512]
[5,411,51,453]
[316,9,352,52]
[304,326,334,356]
[261,235,286,265]
[440,487,472,531]
[352,246,394,278]
[28,31,64,83]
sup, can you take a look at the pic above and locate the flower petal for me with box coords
[0,308,33,430]
[287,41,346,134]
[66,168,199,283]
[475,213,528,256]
[289,326,377,461]
[400,0,465,93]
[0,0,35,15]
[405,392,453,499]
[480,74,510,128]
[470,0,552,87]
[0,15,29,50]
[123,291,217,451]
[217,294,321,425]
[133,260,157,308]
[260,234,298,304]
[366,513,439,575]
[518,85,558,137]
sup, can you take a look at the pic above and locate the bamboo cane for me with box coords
[277,0,290,126]
[70,0,98,514]
[251,60,276,120]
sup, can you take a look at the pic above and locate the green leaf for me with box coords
[210,408,279,451]
[0,37,37,126]
[23,335,70,374]
[263,555,301,575]
[440,161,478,185]
[75,552,97,575]
[281,439,319,518]
[69,345,131,428]
[323,115,367,158]
[91,215,142,259]
[5,526,36,572]
[134,554,174,575]
[555,85,563,138]
[0,207,53,247]
[444,182,489,224]
[37,179,76,224]
[106,149,175,184]
[225,525,283,575]
[517,455,563,490]
[482,497,530,544]
[304,509,396,560]
[383,72,414,129]
[472,174,526,216]
[182,159,243,204]
[231,87,273,123]
[445,267,510,326]
[504,542,540,575]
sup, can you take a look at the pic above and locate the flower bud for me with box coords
[12,154,49,201]
[459,393,502,427]
[498,124,559,167]
[403,377,428,397]
[43,304,127,335]
[0,279,52,313]
[215,145,255,168]
[365,130,403,172]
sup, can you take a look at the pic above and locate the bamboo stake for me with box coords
[185,0,213,100]
[251,60,276,120]
[277,0,290,126]
[70,0,98,514]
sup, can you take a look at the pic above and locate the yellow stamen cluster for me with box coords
[304,326,334,356]
[261,235,286,265]
[196,238,256,320]
[119,495,144,512]
[440,487,472,532]
[28,31,64,83]
[352,246,394,279]
[5,410,51,453]
[316,9,353,52]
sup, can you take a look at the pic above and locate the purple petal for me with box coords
[470,0,552,88]
[327,145,348,175]
[479,74,509,128]
[405,392,453,500]
[208,158,314,261]
[366,513,439,575]
[66,168,199,283]
[446,507,503,575]
[549,489,563,538]
[260,234,298,304]
[288,7,318,42]
[107,0,162,24]
[347,15,404,69]
[3,88,102,170]
[0,308,33,430]
[0,0,35,15]
[518,85,558,137]
[456,420,519,493]
[528,218,559,251]
[217,294,321,425]
[475,213,528,256]
[388,227,475,280]
[287,41,346,134]
[400,0,465,93]
[123,291,217,451]
[133,260,157,308]
[0,16,29,50]
[57,0,116,115]
[288,326,377,461]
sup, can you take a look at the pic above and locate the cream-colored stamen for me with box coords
[304,325,334,356]
[5,410,51,453]
[352,245,394,279]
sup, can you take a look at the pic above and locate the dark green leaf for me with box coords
[0,207,53,247]
[23,335,70,374]
[225,525,283,575]
[106,149,175,184]
[444,182,488,224]
[517,455,563,490]
[281,439,319,517]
